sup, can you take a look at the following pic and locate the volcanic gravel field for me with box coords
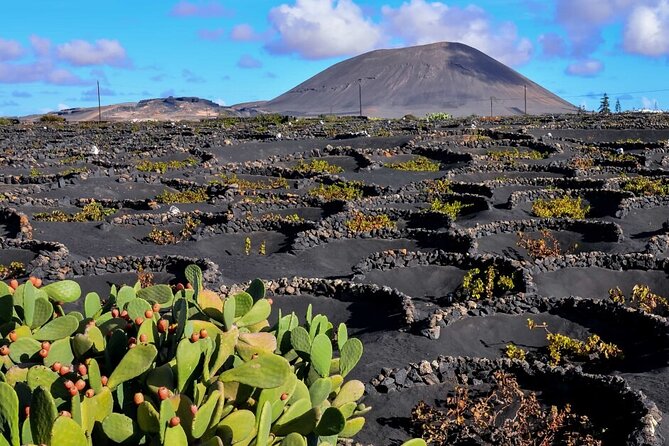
[1,114,669,445]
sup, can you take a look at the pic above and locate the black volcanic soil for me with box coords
[2,114,669,445]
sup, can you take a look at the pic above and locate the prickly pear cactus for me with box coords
[0,266,370,445]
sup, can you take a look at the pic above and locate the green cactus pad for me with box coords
[185,264,203,291]
[71,333,95,359]
[314,407,346,436]
[236,299,271,328]
[272,398,316,436]
[102,413,137,443]
[107,343,157,390]
[290,326,311,359]
[246,279,265,302]
[146,363,175,397]
[30,386,58,445]
[310,334,332,378]
[230,292,253,318]
[137,284,174,306]
[33,314,78,341]
[176,338,202,392]
[216,409,255,445]
[124,298,152,322]
[339,416,365,438]
[237,332,277,361]
[137,401,160,433]
[115,286,136,311]
[337,324,348,352]
[191,389,221,439]
[339,338,363,378]
[332,380,364,408]
[197,289,223,313]
[27,365,59,393]
[0,382,19,446]
[29,297,52,330]
[256,401,272,446]
[280,432,307,446]
[42,338,73,367]
[337,402,357,419]
[9,337,41,363]
[219,353,290,389]
[42,280,81,303]
[81,386,113,434]
[4,366,28,387]
[400,439,428,446]
[309,378,332,408]
[165,423,189,446]
[50,415,87,446]
[84,292,102,319]
[87,358,102,394]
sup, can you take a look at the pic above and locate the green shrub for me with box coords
[531,196,589,219]
[345,212,395,232]
[461,266,515,300]
[39,114,66,123]
[136,158,198,174]
[0,265,369,445]
[155,187,208,204]
[423,178,452,195]
[294,159,344,175]
[33,201,115,222]
[385,156,440,172]
[620,177,669,196]
[486,148,544,162]
[425,112,452,120]
[427,199,471,219]
[308,181,363,201]
[0,262,25,280]
[0,117,14,126]
[212,174,288,190]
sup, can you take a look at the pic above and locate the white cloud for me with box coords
[0,38,24,61]
[380,0,533,66]
[231,24,262,42]
[214,98,226,106]
[641,96,659,109]
[29,35,51,57]
[57,39,130,67]
[266,0,383,59]
[565,59,604,77]
[57,103,70,111]
[624,0,669,56]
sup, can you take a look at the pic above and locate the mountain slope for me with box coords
[265,42,577,117]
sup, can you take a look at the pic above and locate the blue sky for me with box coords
[1,0,669,116]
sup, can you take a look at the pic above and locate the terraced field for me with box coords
[0,114,668,445]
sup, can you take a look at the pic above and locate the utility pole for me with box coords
[97,80,102,123]
[524,85,527,115]
[358,81,362,117]
[490,96,493,118]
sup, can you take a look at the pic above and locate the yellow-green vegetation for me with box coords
[615,138,643,144]
[59,154,85,165]
[486,148,545,162]
[136,157,198,174]
[60,167,89,176]
[146,216,200,245]
[0,261,25,280]
[516,230,574,260]
[345,212,395,233]
[244,236,252,255]
[504,343,527,360]
[0,117,14,125]
[531,196,590,219]
[603,152,638,164]
[609,284,669,315]
[260,213,304,223]
[33,201,115,222]
[385,156,440,172]
[423,178,453,195]
[425,112,452,120]
[308,181,363,201]
[569,156,595,170]
[29,168,41,178]
[620,177,669,196]
[155,187,208,204]
[527,319,623,366]
[212,173,288,190]
[39,114,65,123]
[461,265,515,300]
[259,240,267,255]
[294,158,344,175]
[427,199,471,219]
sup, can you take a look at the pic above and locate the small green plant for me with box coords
[308,181,364,201]
[0,117,14,126]
[426,112,452,120]
[212,173,288,190]
[345,212,395,233]
[59,154,85,165]
[0,261,25,280]
[155,187,208,204]
[427,199,471,219]
[569,156,595,169]
[461,265,515,300]
[29,168,41,178]
[136,157,198,174]
[486,148,544,162]
[294,158,343,174]
[260,213,303,223]
[620,177,669,196]
[60,167,89,176]
[516,230,576,260]
[423,178,452,195]
[385,156,440,172]
[603,151,639,164]
[244,236,251,255]
[146,217,200,245]
[33,201,115,222]
[504,343,527,360]
[259,240,266,255]
[531,196,590,219]
[609,284,669,316]
[527,319,623,366]
[39,113,66,123]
